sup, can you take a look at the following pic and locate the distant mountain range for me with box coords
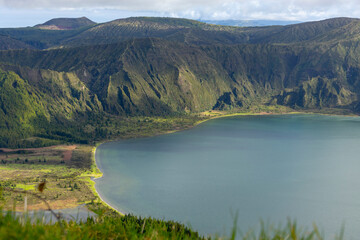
[202,19,301,27]
[1,16,360,147]
[32,17,299,30]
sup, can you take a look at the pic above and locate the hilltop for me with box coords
[34,17,96,30]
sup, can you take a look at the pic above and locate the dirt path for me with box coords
[0,145,76,153]
[62,145,77,161]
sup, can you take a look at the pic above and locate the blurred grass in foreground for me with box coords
[0,208,345,240]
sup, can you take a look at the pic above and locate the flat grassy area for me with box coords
[0,145,92,168]
[0,145,97,211]
[197,105,298,123]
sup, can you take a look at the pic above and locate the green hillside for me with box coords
[0,67,104,147]
[0,70,47,145]
[0,25,92,49]
[0,16,360,146]
[0,35,35,50]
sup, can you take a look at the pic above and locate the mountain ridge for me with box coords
[1,16,360,147]
[1,16,359,50]
[202,19,301,27]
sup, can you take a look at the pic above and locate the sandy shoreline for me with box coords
[90,146,125,216]
[92,176,125,216]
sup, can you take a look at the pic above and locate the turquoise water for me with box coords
[95,114,360,238]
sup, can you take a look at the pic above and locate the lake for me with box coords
[95,114,360,238]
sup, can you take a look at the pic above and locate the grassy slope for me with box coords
[0,70,51,147]
[0,207,341,239]
[0,67,106,147]
[0,210,206,239]
[0,35,35,50]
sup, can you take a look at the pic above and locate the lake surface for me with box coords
[95,114,360,238]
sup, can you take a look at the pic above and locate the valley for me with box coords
[1,15,360,239]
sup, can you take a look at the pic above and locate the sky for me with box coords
[0,0,359,28]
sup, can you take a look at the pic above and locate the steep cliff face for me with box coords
[2,36,360,116]
[273,77,357,108]
[0,64,103,116]
[1,17,360,146]
[0,66,103,146]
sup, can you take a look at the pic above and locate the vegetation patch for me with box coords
[15,184,36,191]
[0,145,97,211]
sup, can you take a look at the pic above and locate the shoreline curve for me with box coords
[89,110,359,216]
[91,145,125,216]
